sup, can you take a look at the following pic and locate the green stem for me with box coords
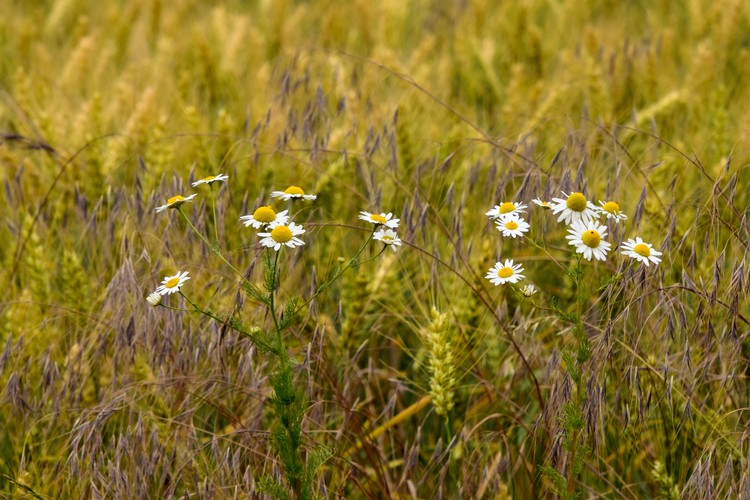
[269,250,284,351]
[177,206,249,283]
[568,254,585,494]
[294,228,377,314]
[210,183,220,244]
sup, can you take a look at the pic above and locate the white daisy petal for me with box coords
[532,198,552,209]
[258,221,306,251]
[240,207,289,229]
[154,271,191,295]
[191,173,229,187]
[566,220,611,261]
[373,228,402,251]
[495,214,530,238]
[549,191,598,225]
[485,259,525,285]
[270,185,317,201]
[486,201,527,221]
[155,194,197,213]
[597,200,628,223]
[621,237,662,266]
[359,211,400,229]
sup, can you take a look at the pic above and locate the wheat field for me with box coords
[1,0,749,498]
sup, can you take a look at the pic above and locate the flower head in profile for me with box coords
[155,271,190,295]
[495,214,530,238]
[486,201,527,221]
[192,174,229,187]
[373,228,402,251]
[597,200,628,223]
[486,259,525,285]
[565,220,612,261]
[270,185,317,201]
[240,206,289,229]
[155,194,197,213]
[621,237,662,266]
[146,292,162,306]
[550,191,598,225]
[532,198,552,209]
[359,211,400,229]
[258,221,306,251]
[520,284,537,297]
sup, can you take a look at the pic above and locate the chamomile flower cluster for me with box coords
[155,173,230,213]
[359,209,402,251]
[539,190,661,266]
[149,178,318,302]
[484,199,534,293]
[483,187,664,294]
[240,185,317,251]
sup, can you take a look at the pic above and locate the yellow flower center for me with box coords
[497,267,514,278]
[271,225,293,243]
[202,175,216,182]
[370,214,387,224]
[381,234,395,243]
[167,195,185,205]
[499,202,516,214]
[634,243,651,257]
[165,277,180,288]
[566,192,587,212]
[505,221,519,230]
[284,186,305,196]
[602,201,620,214]
[253,206,276,223]
[581,230,601,248]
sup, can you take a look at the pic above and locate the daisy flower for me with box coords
[155,194,197,213]
[520,284,537,297]
[532,198,552,209]
[565,220,612,261]
[597,200,628,223]
[549,191,598,225]
[155,271,190,295]
[240,206,289,229]
[495,214,530,238]
[146,292,162,306]
[486,201,527,221]
[270,185,317,201]
[373,228,402,251]
[192,173,229,187]
[621,237,662,266]
[486,259,525,285]
[359,211,400,228]
[258,221,306,251]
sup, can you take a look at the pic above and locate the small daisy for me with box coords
[495,214,530,238]
[520,284,537,297]
[258,221,305,250]
[192,173,229,187]
[621,237,662,266]
[373,228,402,251]
[486,201,527,221]
[359,211,400,228]
[155,194,197,213]
[240,206,289,229]
[486,259,525,285]
[155,271,191,295]
[565,220,612,261]
[597,200,628,223]
[270,185,317,201]
[532,198,552,209]
[549,191,598,225]
[146,292,162,306]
